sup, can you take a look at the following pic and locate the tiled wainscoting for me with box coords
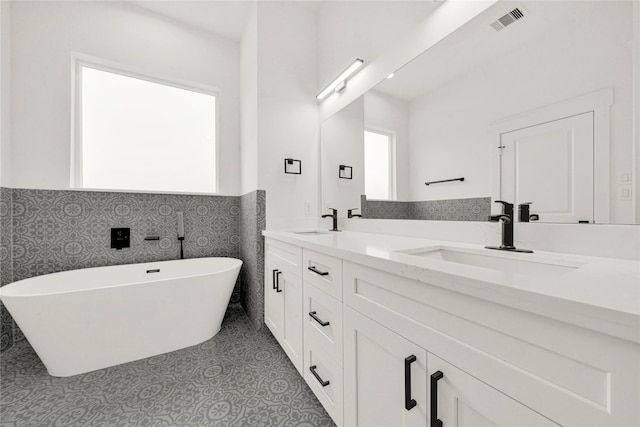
[240,190,266,331]
[0,188,265,353]
[362,195,491,221]
[0,188,13,352]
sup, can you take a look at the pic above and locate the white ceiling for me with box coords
[373,0,631,102]
[129,0,254,41]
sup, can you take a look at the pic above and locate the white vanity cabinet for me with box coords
[302,249,344,426]
[263,233,640,427]
[264,238,303,374]
[342,260,639,427]
[343,307,558,427]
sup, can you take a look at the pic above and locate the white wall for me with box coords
[10,1,240,195]
[256,2,319,230]
[316,1,438,91]
[634,1,640,223]
[407,1,634,223]
[240,5,258,195]
[364,90,410,200]
[0,0,11,187]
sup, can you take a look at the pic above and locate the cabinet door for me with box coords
[344,307,427,427]
[264,260,284,340]
[429,354,559,427]
[281,270,303,374]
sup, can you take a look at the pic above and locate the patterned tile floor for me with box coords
[0,305,335,427]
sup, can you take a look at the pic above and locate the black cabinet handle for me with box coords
[272,269,279,290]
[276,271,283,293]
[405,355,417,411]
[309,365,330,387]
[431,370,444,427]
[308,266,329,276]
[309,311,330,327]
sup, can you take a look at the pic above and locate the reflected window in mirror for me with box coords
[73,59,217,194]
[364,130,395,200]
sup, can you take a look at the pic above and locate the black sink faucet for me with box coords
[486,201,533,253]
[347,208,362,218]
[322,208,341,232]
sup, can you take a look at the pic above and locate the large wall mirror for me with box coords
[321,0,638,224]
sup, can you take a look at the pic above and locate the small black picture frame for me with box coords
[284,158,302,174]
[339,165,353,179]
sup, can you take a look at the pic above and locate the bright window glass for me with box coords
[364,130,393,200]
[79,66,216,193]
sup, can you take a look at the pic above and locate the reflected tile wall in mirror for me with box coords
[362,196,490,221]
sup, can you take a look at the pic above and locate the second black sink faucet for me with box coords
[322,208,341,232]
[486,201,533,253]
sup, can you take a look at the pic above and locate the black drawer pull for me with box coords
[405,355,417,411]
[431,370,444,427]
[309,365,330,387]
[272,269,279,290]
[309,311,330,327]
[146,269,160,274]
[276,271,283,293]
[308,266,329,276]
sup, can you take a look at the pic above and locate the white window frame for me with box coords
[70,53,220,194]
[364,128,397,201]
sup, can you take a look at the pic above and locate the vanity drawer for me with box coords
[304,284,343,365]
[304,341,343,426]
[303,249,342,300]
[265,238,302,277]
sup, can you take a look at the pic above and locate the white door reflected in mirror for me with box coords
[500,112,594,223]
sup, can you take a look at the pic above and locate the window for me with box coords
[364,130,395,200]
[74,61,217,193]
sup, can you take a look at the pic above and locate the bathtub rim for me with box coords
[0,257,243,299]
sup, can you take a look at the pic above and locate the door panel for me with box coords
[264,260,284,339]
[500,112,594,223]
[429,354,559,427]
[344,307,427,427]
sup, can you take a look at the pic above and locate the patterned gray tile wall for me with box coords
[361,195,413,220]
[1,187,13,352]
[11,189,241,281]
[362,196,491,221]
[239,190,266,331]
[1,188,249,353]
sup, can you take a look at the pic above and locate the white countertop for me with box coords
[263,229,640,344]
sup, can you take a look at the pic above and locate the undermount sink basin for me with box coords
[293,230,330,235]
[400,246,583,278]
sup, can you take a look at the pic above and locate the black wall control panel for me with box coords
[111,228,130,250]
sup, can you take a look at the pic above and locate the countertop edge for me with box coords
[263,230,640,345]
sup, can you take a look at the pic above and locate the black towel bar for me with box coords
[425,177,464,186]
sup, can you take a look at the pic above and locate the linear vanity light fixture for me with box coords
[316,58,364,100]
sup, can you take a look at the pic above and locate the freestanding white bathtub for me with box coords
[0,257,242,377]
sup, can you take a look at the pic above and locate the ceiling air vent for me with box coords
[491,8,525,31]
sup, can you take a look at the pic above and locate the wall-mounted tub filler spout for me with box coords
[322,208,341,232]
[486,201,533,253]
[177,212,185,259]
